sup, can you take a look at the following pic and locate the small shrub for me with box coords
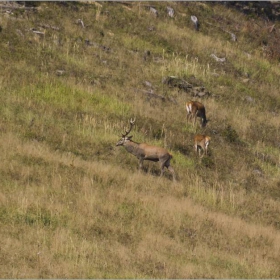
[221,125,239,143]
[201,156,215,168]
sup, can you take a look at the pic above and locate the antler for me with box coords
[122,118,136,137]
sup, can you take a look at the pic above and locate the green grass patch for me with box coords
[172,150,194,169]
[0,205,61,229]
[15,80,131,118]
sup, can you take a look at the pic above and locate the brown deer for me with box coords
[186,101,208,127]
[194,134,211,158]
[116,119,176,181]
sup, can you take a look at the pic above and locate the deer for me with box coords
[116,118,176,181]
[194,134,211,158]
[186,101,208,127]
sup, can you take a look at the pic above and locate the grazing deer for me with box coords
[194,134,211,158]
[116,118,176,181]
[186,101,208,127]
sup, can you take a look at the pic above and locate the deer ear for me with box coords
[128,135,133,140]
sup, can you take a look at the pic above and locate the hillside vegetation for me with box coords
[0,1,280,278]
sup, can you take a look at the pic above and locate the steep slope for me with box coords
[0,1,280,278]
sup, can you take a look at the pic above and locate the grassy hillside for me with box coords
[0,1,280,278]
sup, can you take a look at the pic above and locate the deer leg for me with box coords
[159,161,165,177]
[193,111,199,126]
[138,158,144,170]
[165,161,176,181]
[186,112,191,123]
[198,147,201,157]
[194,144,198,154]
[168,166,176,181]
[200,119,204,128]
[191,115,194,126]
[163,158,176,181]
[200,147,205,158]
[205,142,209,156]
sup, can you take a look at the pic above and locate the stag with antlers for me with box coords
[116,118,176,181]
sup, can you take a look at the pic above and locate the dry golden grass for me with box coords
[1,129,280,277]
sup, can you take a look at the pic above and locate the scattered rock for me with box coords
[167,6,174,18]
[191,15,199,30]
[196,91,211,98]
[163,76,212,98]
[242,78,250,83]
[163,76,192,91]
[252,169,263,176]
[244,96,255,103]
[210,54,226,62]
[56,70,65,76]
[77,19,85,28]
[143,81,153,88]
[150,7,158,17]
[230,32,237,41]
[192,87,211,98]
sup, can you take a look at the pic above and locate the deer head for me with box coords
[116,118,136,146]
